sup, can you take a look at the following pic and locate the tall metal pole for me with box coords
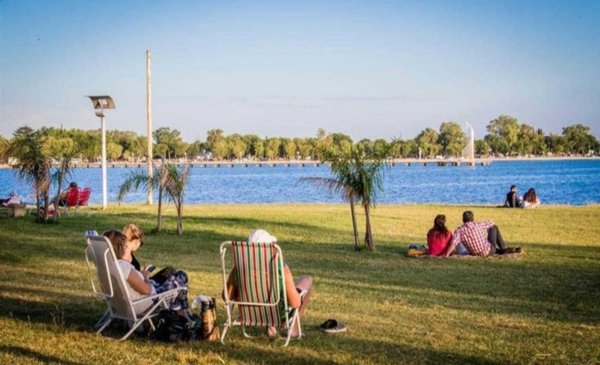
[146,49,153,205]
[100,113,108,209]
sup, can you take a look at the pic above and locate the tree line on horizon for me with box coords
[0,115,597,164]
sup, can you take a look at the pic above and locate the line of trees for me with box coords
[1,115,597,164]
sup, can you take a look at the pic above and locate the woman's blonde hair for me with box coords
[103,230,127,259]
[123,224,144,246]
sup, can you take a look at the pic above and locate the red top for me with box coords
[427,230,452,256]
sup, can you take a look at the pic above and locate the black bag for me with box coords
[151,310,202,342]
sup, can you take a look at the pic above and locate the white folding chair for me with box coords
[85,235,185,340]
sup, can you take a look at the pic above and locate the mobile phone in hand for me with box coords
[146,264,156,272]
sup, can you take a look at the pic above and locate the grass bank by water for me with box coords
[0,204,598,364]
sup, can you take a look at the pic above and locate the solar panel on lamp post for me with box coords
[87,96,115,210]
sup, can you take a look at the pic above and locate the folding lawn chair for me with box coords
[76,187,92,215]
[61,188,80,216]
[220,240,306,347]
[85,235,185,341]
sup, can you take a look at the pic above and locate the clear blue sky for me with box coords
[1,0,599,141]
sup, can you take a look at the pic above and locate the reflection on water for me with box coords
[1,160,598,205]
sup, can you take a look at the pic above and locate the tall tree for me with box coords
[415,128,440,158]
[562,124,598,154]
[438,122,466,157]
[486,115,520,155]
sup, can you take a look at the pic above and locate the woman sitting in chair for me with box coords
[224,229,313,338]
[103,229,192,321]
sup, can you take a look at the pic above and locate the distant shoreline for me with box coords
[1,155,598,169]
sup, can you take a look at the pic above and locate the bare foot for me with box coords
[266,326,278,337]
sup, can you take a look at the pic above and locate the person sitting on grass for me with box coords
[504,185,522,208]
[103,229,193,321]
[522,188,541,208]
[445,211,521,257]
[223,229,313,338]
[427,214,453,256]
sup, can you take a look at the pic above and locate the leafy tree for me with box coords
[516,124,546,155]
[474,140,490,156]
[438,122,466,157]
[229,134,247,159]
[562,124,598,155]
[206,129,224,152]
[106,141,124,161]
[545,134,567,155]
[186,140,202,159]
[284,140,297,159]
[265,138,280,160]
[486,115,520,155]
[415,128,440,158]
[154,127,186,159]
[213,139,230,160]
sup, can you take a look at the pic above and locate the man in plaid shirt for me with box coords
[447,211,520,256]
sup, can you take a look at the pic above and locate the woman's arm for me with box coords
[223,269,238,301]
[127,269,153,295]
[284,265,301,309]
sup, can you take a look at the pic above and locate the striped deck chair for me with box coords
[85,235,185,341]
[220,241,306,347]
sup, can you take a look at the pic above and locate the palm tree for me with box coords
[118,161,190,235]
[322,144,389,251]
[9,127,53,222]
[304,144,389,251]
[350,146,388,251]
[162,163,190,236]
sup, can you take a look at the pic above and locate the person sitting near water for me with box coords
[427,215,469,256]
[223,229,313,338]
[446,211,521,256]
[504,185,522,208]
[52,181,78,213]
[104,228,192,321]
[522,188,541,208]
[427,215,452,256]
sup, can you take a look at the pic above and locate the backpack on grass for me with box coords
[151,310,202,342]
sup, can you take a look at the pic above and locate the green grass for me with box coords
[0,204,599,364]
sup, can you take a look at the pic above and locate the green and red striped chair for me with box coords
[220,240,304,346]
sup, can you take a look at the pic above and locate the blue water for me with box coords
[1,160,599,205]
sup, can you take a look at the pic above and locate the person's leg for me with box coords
[488,225,506,253]
[289,275,313,337]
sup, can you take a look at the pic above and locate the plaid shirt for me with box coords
[452,221,494,256]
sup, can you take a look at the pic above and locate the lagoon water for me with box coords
[1,159,598,205]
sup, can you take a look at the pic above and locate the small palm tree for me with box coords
[118,161,190,236]
[9,127,53,222]
[321,144,389,251]
[162,163,190,236]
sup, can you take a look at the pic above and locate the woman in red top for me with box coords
[427,214,452,256]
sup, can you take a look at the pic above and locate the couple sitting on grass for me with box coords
[103,225,312,338]
[427,211,522,257]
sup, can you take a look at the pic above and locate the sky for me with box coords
[1,0,599,142]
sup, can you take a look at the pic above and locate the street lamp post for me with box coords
[87,96,115,210]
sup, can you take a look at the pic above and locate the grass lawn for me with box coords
[0,204,599,365]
